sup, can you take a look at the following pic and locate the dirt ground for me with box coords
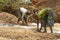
[0,12,18,24]
[0,12,60,40]
[0,26,60,40]
[0,23,60,40]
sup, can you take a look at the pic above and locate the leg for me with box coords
[21,13,24,22]
[43,21,47,33]
[37,20,40,32]
[40,26,43,32]
[43,26,47,33]
[17,9,22,24]
[43,16,48,33]
[40,21,43,32]
[18,17,21,24]
[50,26,53,33]
[40,20,47,33]
[24,15,28,26]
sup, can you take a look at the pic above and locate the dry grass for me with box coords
[0,12,18,24]
[0,27,59,40]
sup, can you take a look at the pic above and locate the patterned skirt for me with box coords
[41,13,54,27]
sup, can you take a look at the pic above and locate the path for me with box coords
[0,23,60,33]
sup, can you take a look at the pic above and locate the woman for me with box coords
[32,7,54,33]
[18,7,31,25]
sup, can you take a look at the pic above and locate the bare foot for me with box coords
[36,30,40,32]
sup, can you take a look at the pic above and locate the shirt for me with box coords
[37,9,47,19]
[20,7,28,18]
[20,7,28,14]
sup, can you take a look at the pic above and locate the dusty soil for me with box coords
[0,12,18,24]
[0,26,59,40]
[0,12,60,40]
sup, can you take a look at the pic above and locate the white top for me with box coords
[20,7,28,14]
[20,7,28,19]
